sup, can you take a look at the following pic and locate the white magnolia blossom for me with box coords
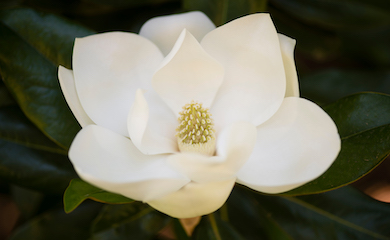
[58,12,341,218]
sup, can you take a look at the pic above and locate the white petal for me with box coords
[168,121,256,183]
[128,89,178,155]
[279,34,299,97]
[237,97,341,194]
[152,29,224,116]
[139,11,216,56]
[69,125,189,201]
[72,32,164,136]
[201,13,286,131]
[147,178,236,218]
[58,66,94,127]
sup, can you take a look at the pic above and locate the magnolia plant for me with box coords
[1,4,390,239]
[58,12,340,218]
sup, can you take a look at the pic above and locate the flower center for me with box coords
[176,101,216,155]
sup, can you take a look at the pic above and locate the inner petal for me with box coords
[128,89,178,155]
[152,29,224,117]
[201,13,286,131]
[139,11,216,56]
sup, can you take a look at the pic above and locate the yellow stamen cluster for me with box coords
[176,101,215,155]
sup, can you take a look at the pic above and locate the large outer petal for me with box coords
[237,97,341,194]
[201,13,286,131]
[58,66,94,127]
[167,121,256,183]
[279,34,299,97]
[128,89,178,155]
[139,11,216,56]
[152,29,224,116]
[72,32,164,137]
[147,178,236,218]
[69,125,189,201]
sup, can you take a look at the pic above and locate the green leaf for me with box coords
[270,0,389,31]
[300,70,390,105]
[227,188,292,240]
[64,178,134,213]
[0,105,67,154]
[183,0,268,26]
[83,0,177,8]
[192,214,245,240]
[9,202,102,240]
[0,81,16,107]
[0,139,77,194]
[251,186,390,239]
[0,8,94,69]
[284,93,390,195]
[90,202,170,240]
[269,0,390,67]
[0,8,95,149]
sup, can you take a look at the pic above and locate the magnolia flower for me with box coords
[58,12,341,218]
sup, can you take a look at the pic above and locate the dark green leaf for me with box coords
[9,202,102,240]
[270,0,389,31]
[227,187,292,240]
[90,202,169,240]
[0,8,94,69]
[0,105,67,154]
[64,178,134,213]
[11,186,44,220]
[0,139,77,194]
[300,70,390,105]
[284,93,390,195]
[0,81,16,107]
[269,5,341,67]
[82,0,178,9]
[0,8,95,148]
[183,0,268,26]
[192,213,244,240]
[251,186,390,240]
[269,0,390,67]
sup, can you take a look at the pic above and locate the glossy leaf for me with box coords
[183,0,268,26]
[0,8,94,148]
[300,70,390,105]
[251,186,390,240]
[269,0,390,67]
[64,179,134,213]
[0,106,67,154]
[192,214,244,240]
[0,81,16,107]
[0,8,94,69]
[270,0,389,31]
[0,139,77,194]
[82,0,177,8]
[227,188,292,240]
[283,93,390,195]
[9,202,102,240]
[90,202,170,240]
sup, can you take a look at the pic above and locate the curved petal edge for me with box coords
[237,97,341,194]
[58,66,94,127]
[69,125,189,201]
[147,178,236,218]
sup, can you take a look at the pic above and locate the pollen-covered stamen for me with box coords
[176,101,216,155]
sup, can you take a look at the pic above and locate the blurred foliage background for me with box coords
[0,0,390,239]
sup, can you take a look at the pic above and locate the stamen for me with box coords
[176,101,216,155]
